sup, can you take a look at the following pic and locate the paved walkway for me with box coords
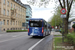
[0,31,6,34]
[51,31,62,35]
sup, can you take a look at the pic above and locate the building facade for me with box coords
[24,4,32,29]
[0,0,26,31]
[68,18,75,32]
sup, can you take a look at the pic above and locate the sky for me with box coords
[20,0,56,22]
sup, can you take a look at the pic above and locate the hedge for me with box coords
[6,30,28,32]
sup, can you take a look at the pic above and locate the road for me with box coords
[0,32,53,50]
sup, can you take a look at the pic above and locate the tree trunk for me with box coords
[74,28,75,32]
[64,18,68,36]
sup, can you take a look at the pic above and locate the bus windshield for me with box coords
[29,20,42,27]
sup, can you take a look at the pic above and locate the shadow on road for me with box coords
[30,36,44,39]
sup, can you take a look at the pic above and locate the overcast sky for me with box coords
[20,0,57,22]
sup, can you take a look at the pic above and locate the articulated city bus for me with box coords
[28,18,51,37]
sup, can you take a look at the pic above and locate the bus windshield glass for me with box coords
[29,20,42,27]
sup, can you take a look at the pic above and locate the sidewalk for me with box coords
[0,31,6,34]
[51,31,62,35]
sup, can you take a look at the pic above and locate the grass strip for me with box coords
[54,37,62,50]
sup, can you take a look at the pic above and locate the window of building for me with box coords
[10,21,12,25]
[20,15,22,18]
[3,29,5,31]
[7,1,9,6]
[18,7,19,10]
[3,20,5,25]
[22,15,23,18]
[19,7,20,11]
[21,15,23,18]
[7,20,9,25]
[23,9,24,13]
[16,6,17,9]
[16,14,17,17]
[11,28,12,30]
[26,16,29,18]
[16,28,17,30]
[17,14,18,17]
[13,21,15,25]
[26,20,29,22]
[7,28,9,30]
[3,0,5,4]
[3,9,5,15]
[19,14,20,18]
[7,10,9,16]
[16,21,17,25]
[14,4,15,8]
[18,21,19,25]
[11,3,12,8]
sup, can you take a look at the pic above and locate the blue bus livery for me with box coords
[28,18,51,37]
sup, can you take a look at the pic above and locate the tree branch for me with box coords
[67,0,73,18]
[59,0,63,8]
[69,0,73,10]
[63,0,65,8]
[66,0,69,10]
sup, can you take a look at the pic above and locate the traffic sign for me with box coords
[60,8,67,14]
[60,15,66,18]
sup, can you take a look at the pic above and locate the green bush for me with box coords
[64,33,75,45]
[72,24,75,28]
[6,30,28,32]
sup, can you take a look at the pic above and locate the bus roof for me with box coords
[29,18,44,20]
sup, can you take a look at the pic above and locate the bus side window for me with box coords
[45,22,47,28]
[44,21,45,27]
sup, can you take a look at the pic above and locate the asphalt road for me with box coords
[0,32,53,50]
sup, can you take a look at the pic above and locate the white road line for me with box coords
[28,38,45,50]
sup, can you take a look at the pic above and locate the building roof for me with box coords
[30,18,44,20]
[14,0,26,9]
[14,0,32,10]
[24,4,32,9]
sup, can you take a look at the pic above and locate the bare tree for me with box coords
[26,0,74,35]
[59,0,73,35]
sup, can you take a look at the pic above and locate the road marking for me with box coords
[28,38,45,50]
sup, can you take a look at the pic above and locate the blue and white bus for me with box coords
[28,18,51,37]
